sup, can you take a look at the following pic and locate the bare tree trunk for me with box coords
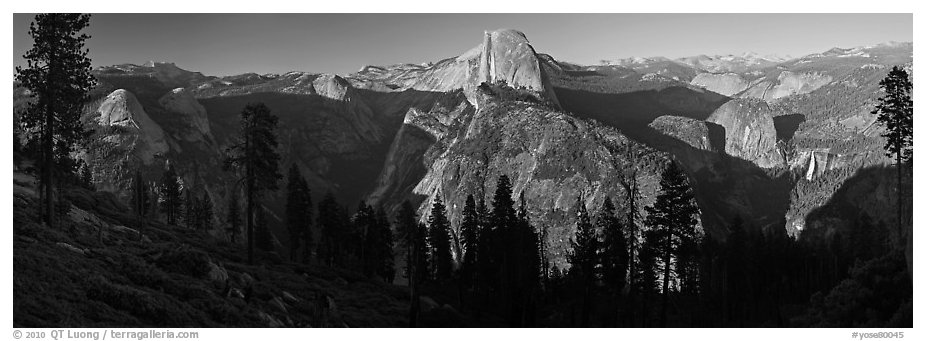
[660,228,672,327]
[44,96,55,229]
[897,150,903,243]
[246,137,254,264]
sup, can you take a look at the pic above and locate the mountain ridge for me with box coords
[14,31,912,269]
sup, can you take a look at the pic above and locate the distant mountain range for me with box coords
[13,30,912,268]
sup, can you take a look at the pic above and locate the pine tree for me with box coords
[15,14,96,228]
[286,164,307,261]
[396,201,418,280]
[396,200,424,327]
[871,66,913,241]
[147,184,160,222]
[568,196,599,327]
[460,194,480,289]
[184,189,196,229]
[599,196,628,296]
[159,164,182,225]
[487,175,517,295]
[643,161,700,327]
[78,161,93,190]
[317,192,344,267]
[513,192,541,326]
[374,206,395,283]
[300,177,313,263]
[427,194,453,281]
[413,222,430,283]
[620,162,642,296]
[200,191,214,231]
[130,169,148,240]
[227,189,242,243]
[223,102,282,264]
[355,201,377,275]
[476,197,492,294]
[255,207,273,251]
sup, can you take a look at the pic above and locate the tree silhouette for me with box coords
[373,206,395,283]
[255,206,273,251]
[183,189,196,229]
[159,164,182,225]
[355,201,377,275]
[644,161,700,327]
[460,194,480,290]
[599,197,628,304]
[286,164,309,261]
[223,102,282,264]
[427,194,453,281]
[619,163,642,298]
[568,196,598,327]
[200,191,214,231]
[16,13,96,228]
[300,177,313,264]
[77,161,93,190]
[130,169,149,240]
[227,189,242,243]
[317,192,344,267]
[512,191,541,326]
[871,66,913,241]
[396,200,423,327]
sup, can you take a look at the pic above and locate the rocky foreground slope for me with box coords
[13,162,487,327]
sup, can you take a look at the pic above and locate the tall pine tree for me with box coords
[599,196,628,296]
[223,102,282,264]
[460,194,480,289]
[227,189,242,243]
[317,192,343,267]
[427,194,453,281]
[644,161,700,327]
[159,164,182,225]
[871,66,913,241]
[15,14,96,228]
[374,206,395,283]
[200,191,214,231]
[568,196,599,327]
[130,169,148,241]
[286,164,308,261]
[300,178,313,263]
[184,189,196,229]
[255,206,273,251]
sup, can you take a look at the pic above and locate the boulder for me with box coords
[281,291,300,304]
[228,288,245,299]
[420,296,439,312]
[257,311,284,328]
[56,242,86,256]
[206,262,228,286]
[268,296,288,314]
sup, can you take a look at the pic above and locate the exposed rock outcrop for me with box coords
[159,88,213,142]
[96,89,169,164]
[352,29,560,108]
[379,97,668,269]
[690,73,750,97]
[741,71,832,100]
[706,99,784,168]
[649,115,723,152]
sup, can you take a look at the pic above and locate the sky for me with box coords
[12,13,913,77]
